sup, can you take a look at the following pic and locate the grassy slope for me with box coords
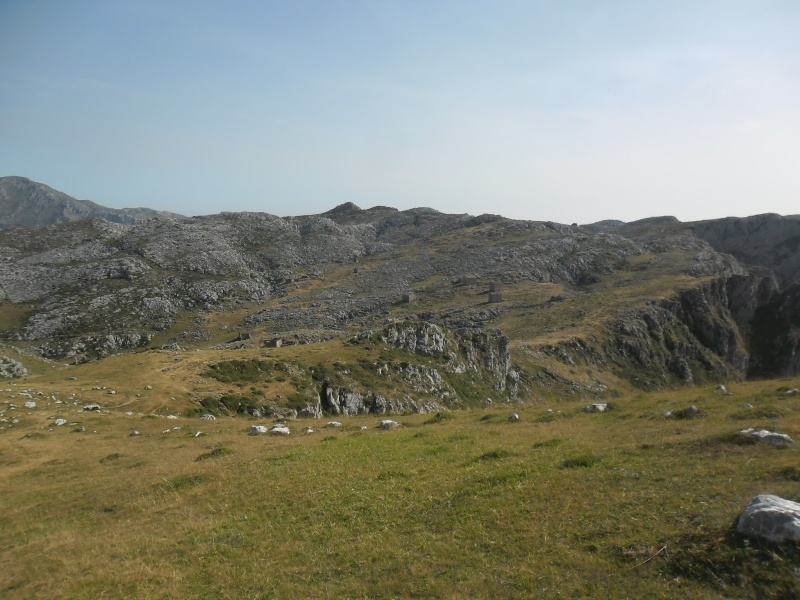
[2,379,799,598]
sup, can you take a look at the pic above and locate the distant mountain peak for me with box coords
[0,176,182,230]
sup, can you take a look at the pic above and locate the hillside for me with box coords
[2,186,800,598]
[0,176,182,230]
[0,189,798,420]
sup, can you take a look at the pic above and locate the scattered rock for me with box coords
[716,384,727,393]
[250,425,269,435]
[740,428,794,446]
[585,403,608,413]
[107,390,116,395]
[304,427,315,434]
[23,400,36,409]
[509,412,520,422]
[742,403,754,410]
[166,415,178,420]
[380,419,400,430]
[736,494,800,543]
[271,425,291,436]
[144,385,153,390]
[786,389,798,396]
[54,418,67,426]
[326,421,343,428]
[83,403,101,411]
[130,430,140,436]
[200,413,216,420]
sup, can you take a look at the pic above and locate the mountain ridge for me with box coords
[0,176,183,229]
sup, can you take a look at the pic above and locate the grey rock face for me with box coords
[693,213,800,288]
[0,356,27,378]
[736,494,800,543]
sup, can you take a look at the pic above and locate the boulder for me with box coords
[54,418,67,426]
[83,403,101,411]
[740,428,794,446]
[736,494,800,543]
[380,419,400,430]
[271,426,291,436]
[200,413,216,420]
[326,421,343,428]
[585,403,608,413]
[24,400,36,409]
[250,425,269,435]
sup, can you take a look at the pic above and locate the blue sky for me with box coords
[1,1,798,223]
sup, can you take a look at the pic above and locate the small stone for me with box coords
[144,385,153,390]
[585,403,608,413]
[360,425,368,430]
[786,389,798,396]
[304,427,315,434]
[326,421,343,428]
[194,431,202,437]
[24,401,36,409]
[166,415,178,420]
[200,413,216,420]
[130,430,140,436]
[107,390,116,395]
[380,419,400,430]
[54,418,67,426]
[737,494,800,543]
[83,404,101,412]
[509,412,520,422]
[663,410,673,418]
[716,384,727,393]
[742,403,754,410]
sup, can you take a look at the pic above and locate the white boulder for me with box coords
[585,403,608,413]
[250,425,269,435]
[740,428,794,446]
[380,419,400,430]
[271,426,291,436]
[736,494,800,543]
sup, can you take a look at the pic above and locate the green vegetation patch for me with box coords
[203,359,275,384]
[561,454,601,469]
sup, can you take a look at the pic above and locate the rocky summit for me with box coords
[1,178,799,416]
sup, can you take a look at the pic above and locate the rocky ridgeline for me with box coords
[1,183,799,389]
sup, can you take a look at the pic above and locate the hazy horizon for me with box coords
[2,1,799,224]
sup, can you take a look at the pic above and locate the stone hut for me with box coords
[265,337,283,348]
[488,292,504,303]
[489,282,503,292]
[402,292,416,303]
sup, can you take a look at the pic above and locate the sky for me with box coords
[1,1,799,224]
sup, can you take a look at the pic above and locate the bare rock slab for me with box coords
[737,494,800,543]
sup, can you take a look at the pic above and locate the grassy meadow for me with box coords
[2,371,799,599]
